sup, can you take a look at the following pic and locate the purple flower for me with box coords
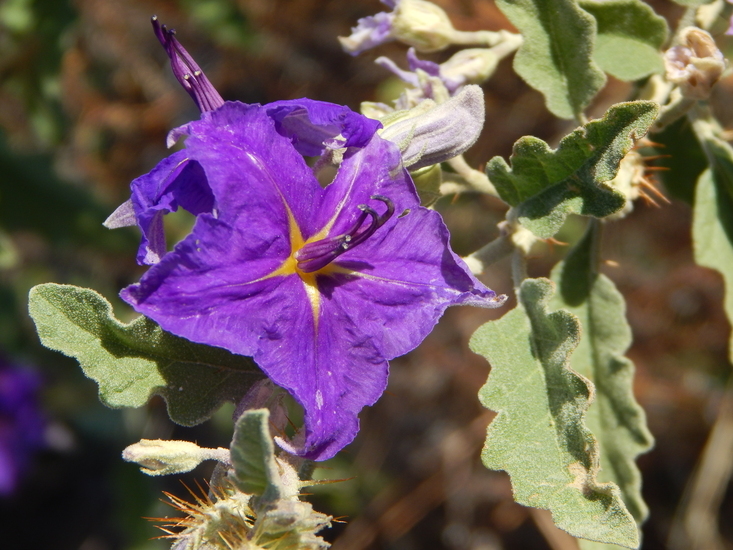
[0,359,44,496]
[109,19,504,461]
[119,99,504,460]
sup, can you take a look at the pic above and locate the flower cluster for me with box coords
[108,18,504,461]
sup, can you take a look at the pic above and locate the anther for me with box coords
[295,195,396,273]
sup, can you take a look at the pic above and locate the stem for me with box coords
[445,154,498,196]
[449,29,521,49]
[652,89,696,133]
[511,247,528,290]
[463,233,514,274]
[202,447,232,465]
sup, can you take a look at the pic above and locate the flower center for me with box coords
[294,195,394,273]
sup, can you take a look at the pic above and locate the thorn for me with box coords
[639,176,671,203]
[638,189,661,207]
[605,260,620,267]
[641,154,672,161]
[637,138,665,148]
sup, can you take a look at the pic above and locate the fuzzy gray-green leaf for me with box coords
[550,222,653,541]
[487,101,658,238]
[579,0,668,81]
[229,409,282,501]
[496,0,606,119]
[470,278,639,548]
[28,283,260,425]
[693,168,733,361]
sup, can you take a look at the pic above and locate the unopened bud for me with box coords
[410,163,443,206]
[664,27,725,99]
[440,48,499,89]
[123,439,230,476]
[379,85,485,170]
[392,0,456,52]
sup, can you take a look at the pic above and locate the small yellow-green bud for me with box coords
[440,48,499,87]
[122,439,230,476]
[410,163,443,206]
[392,0,456,52]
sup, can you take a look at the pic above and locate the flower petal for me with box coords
[326,206,504,359]
[265,99,382,156]
[128,150,214,265]
[175,102,324,238]
[314,133,417,238]
[339,11,396,56]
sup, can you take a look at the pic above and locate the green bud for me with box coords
[392,0,456,52]
[122,439,229,476]
[440,48,499,87]
[411,163,443,206]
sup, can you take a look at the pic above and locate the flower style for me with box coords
[112,19,505,461]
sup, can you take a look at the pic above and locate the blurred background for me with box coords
[1,0,732,548]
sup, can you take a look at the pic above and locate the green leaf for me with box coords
[470,278,639,548]
[578,0,668,81]
[487,101,658,238]
[28,283,260,425]
[496,0,606,119]
[550,222,653,536]
[693,168,733,361]
[229,409,282,501]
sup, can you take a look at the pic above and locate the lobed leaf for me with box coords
[487,101,658,238]
[28,283,261,425]
[229,409,282,501]
[550,222,654,539]
[496,0,606,119]
[470,278,639,548]
[579,0,668,81]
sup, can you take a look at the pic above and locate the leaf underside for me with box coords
[487,101,658,238]
[496,0,606,119]
[550,223,654,547]
[579,0,668,81]
[470,278,639,548]
[29,283,261,426]
[230,409,282,500]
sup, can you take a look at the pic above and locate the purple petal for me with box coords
[122,215,383,460]
[406,47,441,75]
[129,150,214,265]
[173,102,324,239]
[314,133,418,238]
[265,99,382,157]
[374,56,421,88]
[152,16,224,113]
[339,11,396,56]
[327,207,504,358]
